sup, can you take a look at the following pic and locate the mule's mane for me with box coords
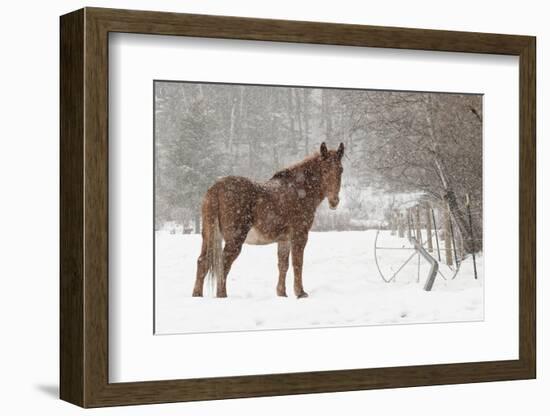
[270,152,321,181]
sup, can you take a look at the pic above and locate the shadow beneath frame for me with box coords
[34,384,59,399]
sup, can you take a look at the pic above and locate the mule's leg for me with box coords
[218,232,247,298]
[291,233,309,298]
[276,241,290,297]
[192,238,209,297]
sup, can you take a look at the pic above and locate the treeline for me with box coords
[155,82,482,252]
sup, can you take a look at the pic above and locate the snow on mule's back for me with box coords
[154,230,483,334]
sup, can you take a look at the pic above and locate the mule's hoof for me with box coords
[192,291,203,297]
[217,293,227,298]
[296,291,309,299]
[277,291,288,297]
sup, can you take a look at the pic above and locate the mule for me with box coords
[192,142,344,298]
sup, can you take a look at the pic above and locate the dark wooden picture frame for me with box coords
[60,7,536,408]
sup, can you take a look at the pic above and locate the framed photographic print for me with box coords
[60,7,536,408]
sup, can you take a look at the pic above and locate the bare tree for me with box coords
[154,82,482,248]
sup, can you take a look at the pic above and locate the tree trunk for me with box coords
[425,204,433,252]
[295,90,305,153]
[444,207,453,266]
[424,95,480,255]
[228,96,236,151]
[444,189,480,254]
[286,89,296,153]
[302,89,310,156]
[415,206,422,245]
[433,155,479,254]
[406,208,412,239]
[194,211,201,234]
[273,145,279,173]
[398,213,405,238]
[321,90,332,142]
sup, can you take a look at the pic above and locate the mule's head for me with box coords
[319,142,345,210]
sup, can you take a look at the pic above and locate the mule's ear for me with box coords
[320,142,328,159]
[337,142,345,160]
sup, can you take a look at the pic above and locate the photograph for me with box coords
[153,81,484,334]
[53,4,537,410]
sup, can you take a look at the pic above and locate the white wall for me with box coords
[0,0,545,414]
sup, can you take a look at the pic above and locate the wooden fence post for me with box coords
[458,228,465,259]
[398,212,405,238]
[466,194,479,280]
[444,206,453,266]
[415,206,422,244]
[407,208,412,239]
[431,208,441,262]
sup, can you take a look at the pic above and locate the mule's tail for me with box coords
[208,217,224,294]
[203,187,224,295]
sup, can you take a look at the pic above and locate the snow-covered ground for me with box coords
[155,230,483,334]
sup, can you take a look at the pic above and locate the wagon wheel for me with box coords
[373,202,463,285]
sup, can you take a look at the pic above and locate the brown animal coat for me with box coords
[192,142,344,298]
